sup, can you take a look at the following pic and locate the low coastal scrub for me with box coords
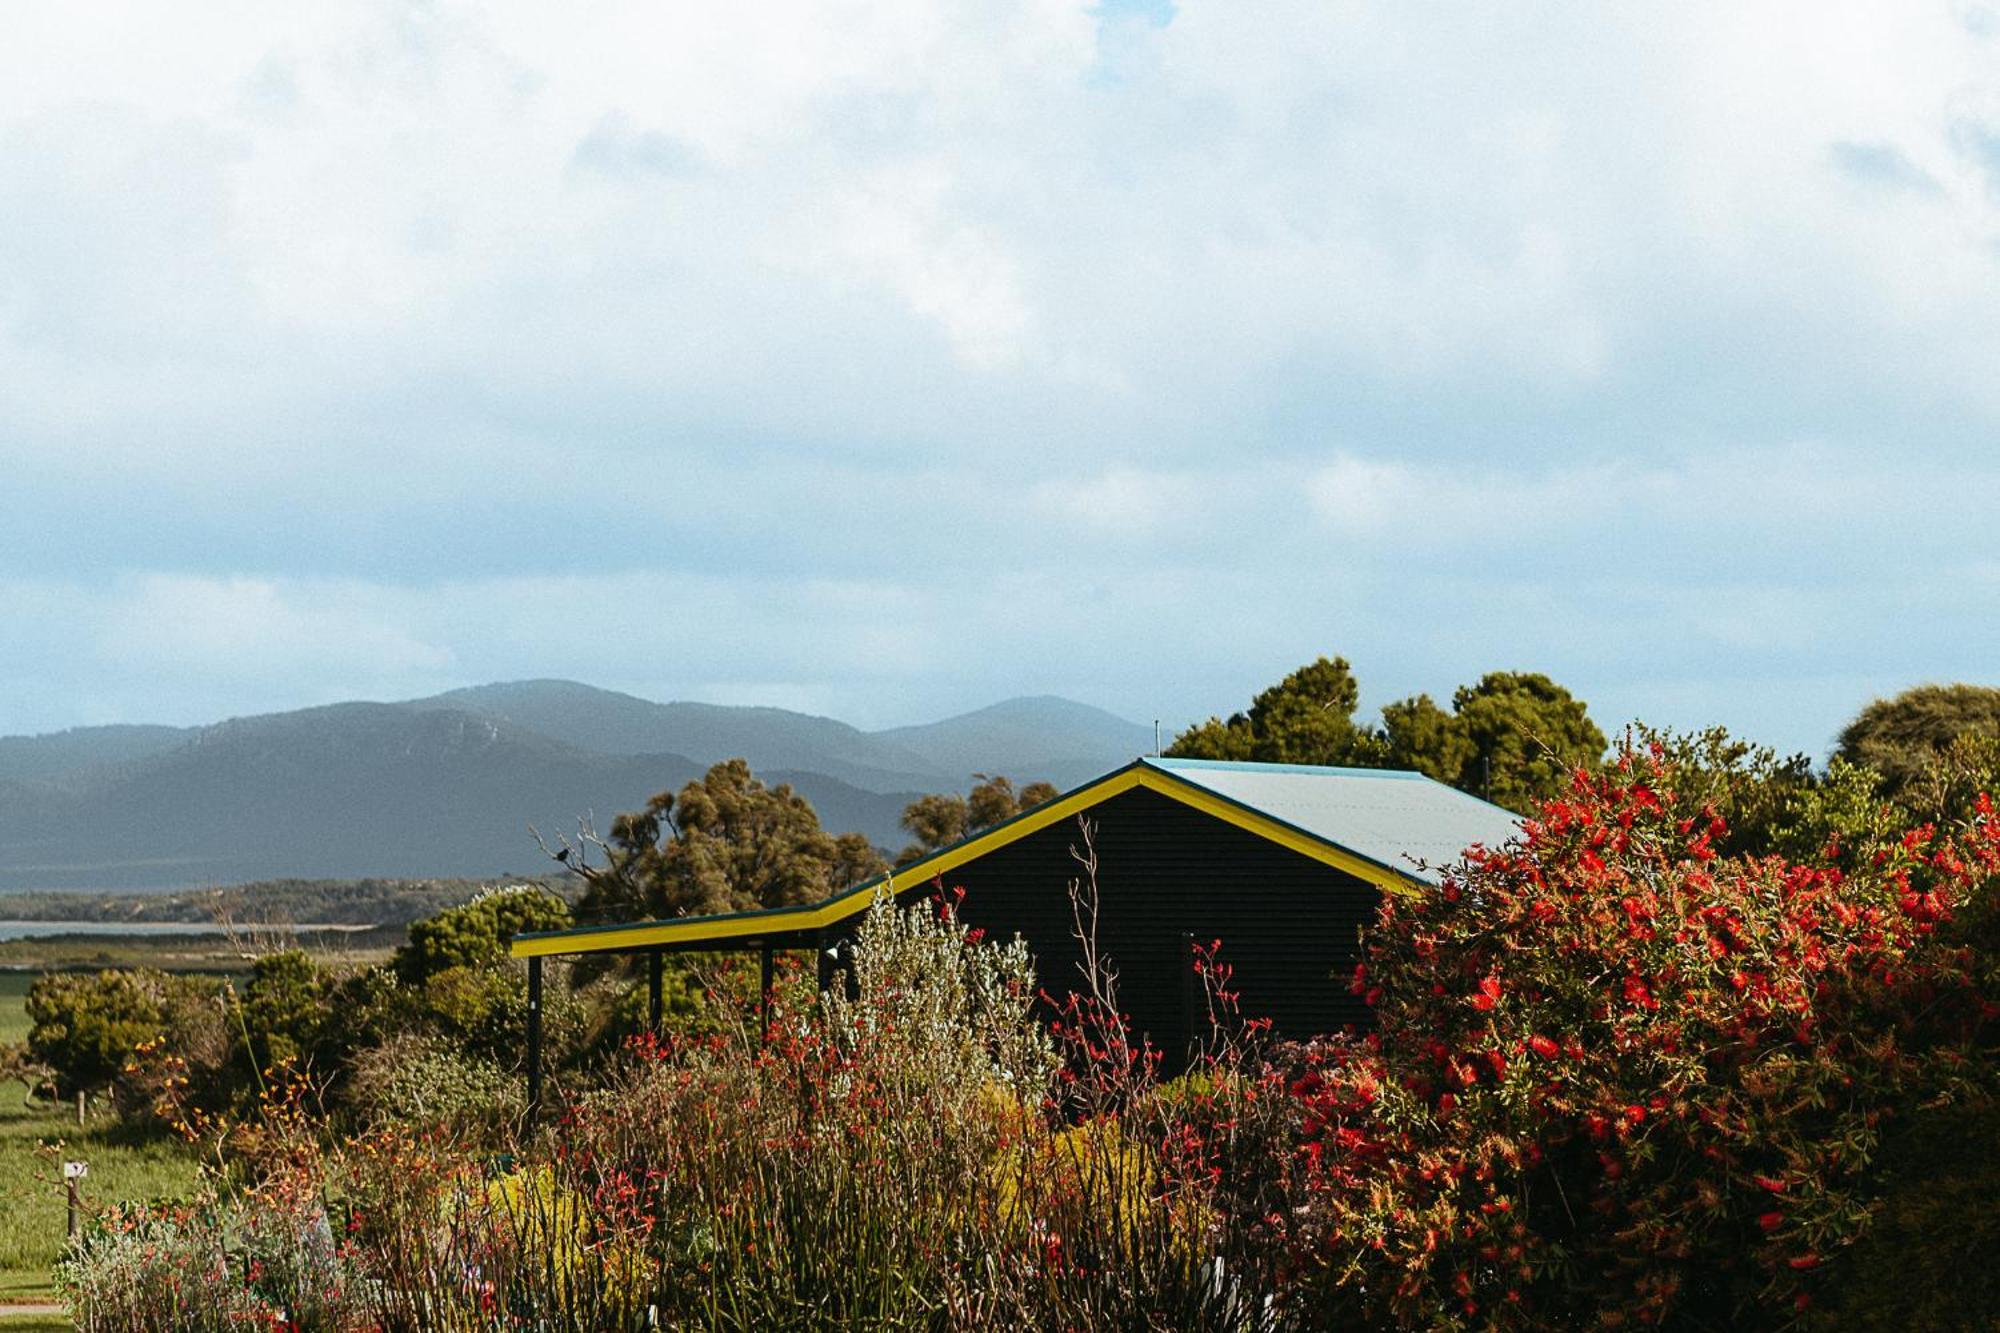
[50,745,2000,1330]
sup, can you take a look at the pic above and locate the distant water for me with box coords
[0,920,371,941]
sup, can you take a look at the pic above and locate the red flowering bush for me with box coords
[1282,746,2000,1329]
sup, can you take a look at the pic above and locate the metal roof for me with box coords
[512,756,1523,957]
[1139,757,1521,887]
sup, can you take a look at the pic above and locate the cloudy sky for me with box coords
[3,1,1998,756]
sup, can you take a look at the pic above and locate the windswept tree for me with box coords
[1837,682,2000,796]
[896,774,1059,865]
[560,759,887,923]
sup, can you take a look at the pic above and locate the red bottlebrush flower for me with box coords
[1528,1034,1559,1060]
[1471,975,1504,1011]
[1788,1252,1820,1271]
[1758,1211,1784,1233]
[1622,975,1657,1010]
[1623,1104,1646,1127]
[1753,1175,1787,1193]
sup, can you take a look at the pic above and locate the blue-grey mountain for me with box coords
[0,683,1148,891]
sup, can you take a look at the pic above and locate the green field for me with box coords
[0,973,203,1324]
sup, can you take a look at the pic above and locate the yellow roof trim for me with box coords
[510,763,1418,958]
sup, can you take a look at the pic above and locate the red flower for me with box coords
[1622,975,1658,1011]
[1528,1034,1559,1060]
[1470,975,1504,1011]
[1758,1211,1784,1232]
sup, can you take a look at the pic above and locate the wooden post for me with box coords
[63,1161,86,1240]
[647,949,664,1036]
[526,955,543,1129]
[759,942,774,1045]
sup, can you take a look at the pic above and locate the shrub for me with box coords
[345,1033,523,1141]
[1277,747,2000,1329]
[394,883,571,983]
[1823,1097,2000,1330]
[28,970,219,1101]
[58,1202,262,1332]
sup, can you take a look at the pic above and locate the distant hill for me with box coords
[409,680,1149,792]
[876,695,1154,791]
[410,681,944,791]
[0,723,190,786]
[0,683,1147,892]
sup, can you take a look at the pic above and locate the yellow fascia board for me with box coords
[510,762,1419,958]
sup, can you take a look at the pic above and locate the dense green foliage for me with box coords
[1824,1099,2000,1330]
[896,772,1059,864]
[0,975,200,1309]
[1385,671,1607,809]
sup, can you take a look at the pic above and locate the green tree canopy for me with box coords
[1381,672,1609,811]
[896,774,1060,865]
[1440,670,1607,811]
[1836,682,2000,796]
[1378,693,1475,784]
[575,759,887,922]
[241,948,334,1070]
[1167,656,1386,767]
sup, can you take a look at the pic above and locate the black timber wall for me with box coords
[889,786,1379,1056]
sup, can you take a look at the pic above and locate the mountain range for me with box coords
[0,682,1153,892]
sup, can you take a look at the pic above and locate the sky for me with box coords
[3,1,1999,758]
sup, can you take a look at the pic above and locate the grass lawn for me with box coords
[0,973,203,1319]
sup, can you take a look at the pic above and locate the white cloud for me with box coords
[1306,443,2000,560]
[2,3,1999,756]
[95,576,452,680]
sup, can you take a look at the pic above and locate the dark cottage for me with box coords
[510,757,1521,1115]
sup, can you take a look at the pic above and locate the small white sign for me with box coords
[63,1161,87,1180]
